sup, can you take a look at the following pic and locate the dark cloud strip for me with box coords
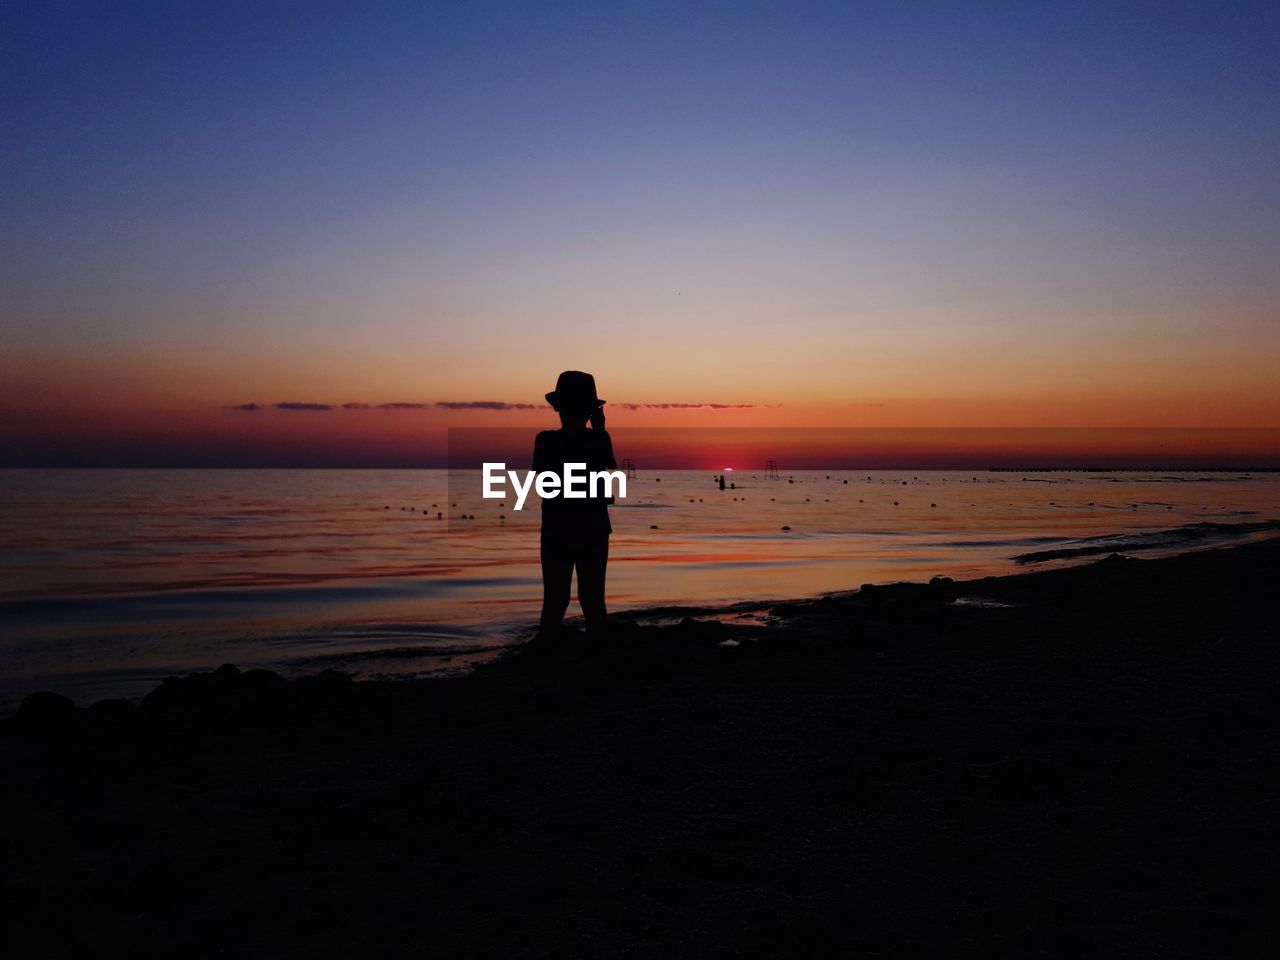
[232,400,771,412]
[615,402,775,410]
[433,401,543,410]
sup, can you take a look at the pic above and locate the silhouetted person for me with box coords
[534,371,616,635]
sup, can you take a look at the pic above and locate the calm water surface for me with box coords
[2,468,1278,708]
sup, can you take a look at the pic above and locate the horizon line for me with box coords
[6,464,1280,472]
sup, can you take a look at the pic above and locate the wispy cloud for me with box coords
[434,401,544,410]
[232,399,771,413]
[614,402,775,410]
[431,400,772,411]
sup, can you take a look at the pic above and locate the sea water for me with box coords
[2,468,1277,708]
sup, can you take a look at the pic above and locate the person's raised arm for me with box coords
[598,429,616,471]
[587,408,616,470]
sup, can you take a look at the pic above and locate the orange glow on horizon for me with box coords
[5,399,1280,467]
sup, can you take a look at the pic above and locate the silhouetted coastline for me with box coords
[4,539,1279,956]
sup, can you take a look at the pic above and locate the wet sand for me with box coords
[4,539,1279,956]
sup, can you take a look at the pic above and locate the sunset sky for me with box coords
[3,2,1278,466]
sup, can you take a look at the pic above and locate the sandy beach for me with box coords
[4,538,1278,956]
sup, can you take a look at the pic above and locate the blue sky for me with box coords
[3,1,1278,459]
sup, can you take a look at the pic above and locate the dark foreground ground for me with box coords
[4,541,1279,957]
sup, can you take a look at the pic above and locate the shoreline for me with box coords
[5,518,1279,714]
[4,538,1279,954]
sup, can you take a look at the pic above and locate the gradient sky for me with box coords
[3,1,1278,465]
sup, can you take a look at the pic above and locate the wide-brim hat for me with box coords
[545,370,605,411]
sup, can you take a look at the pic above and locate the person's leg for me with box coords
[539,535,574,633]
[576,534,609,632]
